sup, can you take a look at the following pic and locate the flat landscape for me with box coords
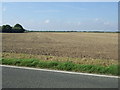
[2,2,119,88]
[2,32,118,60]
[2,32,119,75]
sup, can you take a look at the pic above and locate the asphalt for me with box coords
[2,66,119,88]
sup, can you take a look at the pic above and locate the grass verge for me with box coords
[1,58,119,76]
[2,52,118,66]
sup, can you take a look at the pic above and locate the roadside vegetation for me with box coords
[1,57,119,76]
[1,52,119,76]
[2,53,118,66]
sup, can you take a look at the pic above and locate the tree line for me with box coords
[0,24,25,33]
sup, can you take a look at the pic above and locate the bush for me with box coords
[12,24,25,33]
[2,25,12,33]
[1,24,25,33]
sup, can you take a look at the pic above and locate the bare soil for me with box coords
[2,32,118,60]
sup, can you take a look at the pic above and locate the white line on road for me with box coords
[1,65,119,78]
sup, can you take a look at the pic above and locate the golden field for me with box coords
[2,32,118,60]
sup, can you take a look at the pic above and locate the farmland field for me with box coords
[2,32,118,60]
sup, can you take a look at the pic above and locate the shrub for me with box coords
[2,25,12,33]
[1,24,25,33]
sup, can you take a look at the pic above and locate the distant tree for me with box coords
[2,25,12,33]
[0,26,2,32]
[1,24,25,33]
[12,24,25,33]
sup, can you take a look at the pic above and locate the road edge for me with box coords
[1,65,119,78]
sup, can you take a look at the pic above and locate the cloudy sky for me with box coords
[2,2,118,31]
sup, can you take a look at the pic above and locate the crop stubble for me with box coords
[2,32,118,60]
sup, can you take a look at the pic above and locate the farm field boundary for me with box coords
[1,53,120,76]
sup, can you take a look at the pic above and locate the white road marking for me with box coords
[1,65,119,78]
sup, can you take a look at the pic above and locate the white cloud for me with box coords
[44,19,50,24]
[94,18,107,23]
[78,22,81,25]
[94,18,100,21]
[103,22,110,25]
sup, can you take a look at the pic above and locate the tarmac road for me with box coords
[2,65,119,88]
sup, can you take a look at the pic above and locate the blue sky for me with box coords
[2,2,118,31]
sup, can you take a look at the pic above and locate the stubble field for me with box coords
[2,32,118,61]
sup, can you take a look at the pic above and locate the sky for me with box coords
[2,2,118,31]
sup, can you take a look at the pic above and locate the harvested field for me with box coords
[2,32,118,60]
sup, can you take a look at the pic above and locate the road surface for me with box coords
[2,65,119,88]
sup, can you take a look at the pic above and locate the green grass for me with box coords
[1,58,120,76]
